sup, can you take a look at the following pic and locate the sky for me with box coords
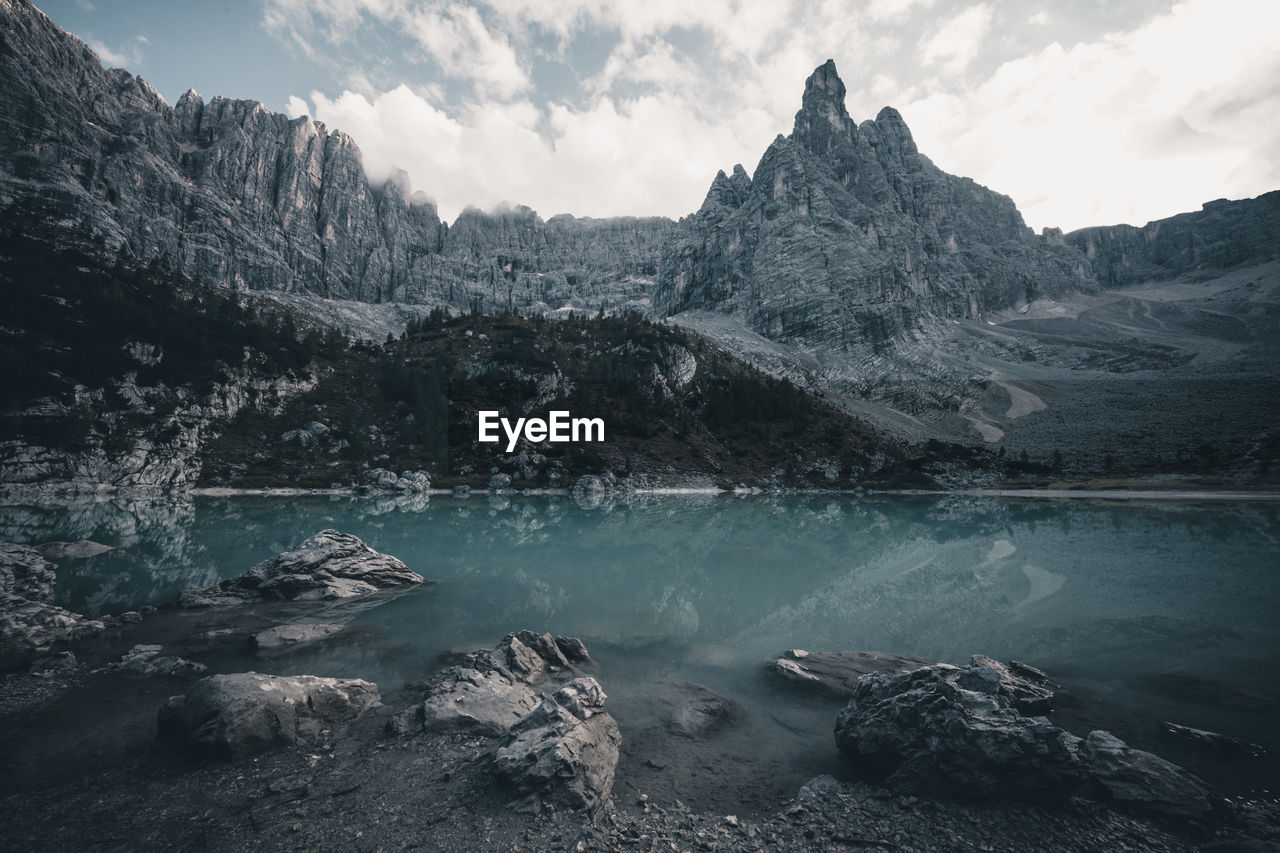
[37,0,1280,231]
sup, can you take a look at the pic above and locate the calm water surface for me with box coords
[2,492,1277,804]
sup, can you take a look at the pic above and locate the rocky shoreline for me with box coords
[1,530,1277,851]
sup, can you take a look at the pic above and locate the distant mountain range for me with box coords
[1,0,1277,476]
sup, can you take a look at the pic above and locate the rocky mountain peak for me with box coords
[793,59,854,155]
[867,105,918,158]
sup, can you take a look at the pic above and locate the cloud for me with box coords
[262,0,530,98]
[74,0,95,12]
[919,3,994,75]
[904,0,1280,230]
[268,0,1279,232]
[86,34,146,68]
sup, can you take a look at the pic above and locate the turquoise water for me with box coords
[3,492,1278,804]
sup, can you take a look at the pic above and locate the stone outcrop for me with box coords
[157,671,381,758]
[1068,191,1280,286]
[0,542,105,670]
[178,530,423,607]
[834,657,1217,820]
[360,468,430,493]
[834,661,1086,803]
[492,677,621,814]
[771,649,934,699]
[0,0,671,318]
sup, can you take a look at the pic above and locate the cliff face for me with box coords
[1067,191,1280,286]
[0,0,671,314]
[653,60,1092,351]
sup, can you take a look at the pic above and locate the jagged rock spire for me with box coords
[792,59,854,155]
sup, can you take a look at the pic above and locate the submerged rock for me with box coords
[665,681,739,739]
[771,649,933,699]
[1082,730,1216,822]
[36,541,114,560]
[1161,721,1267,759]
[178,530,424,608]
[493,677,621,814]
[158,672,381,759]
[98,644,206,677]
[834,662,1087,802]
[250,623,349,655]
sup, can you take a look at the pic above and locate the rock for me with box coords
[0,543,57,603]
[1161,721,1267,759]
[396,631,591,737]
[665,682,739,739]
[99,644,206,677]
[119,610,143,624]
[178,530,423,608]
[157,672,380,759]
[362,468,430,493]
[834,663,1087,802]
[420,666,542,737]
[36,541,114,560]
[250,623,348,655]
[452,485,471,498]
[493,677,621,813]
[0,543,105,671]
[771,649,933,699]
[1081,730,1216,822]
[554,635,590,663]
[965,655,1057,714]
[488,473,512,491]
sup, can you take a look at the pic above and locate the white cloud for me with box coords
[905,0,1280,230]
[262,0,530,98]
[86,34,146,68]
[919,4,994,75]
[266,0,1279,232]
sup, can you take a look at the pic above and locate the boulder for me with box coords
[966,655,1058,714]
[493,678,621,813]
[834,663,1087,802]
[1082,730,1216,822]
[488,473,512,491]
[419,666,541,736]
[771,649,933,699]
[393,631,591,737]
[250,623,349,655]
[0,543,105,671]
[665,681,739,739]
[157,672,381,759]
[178,530,424,608]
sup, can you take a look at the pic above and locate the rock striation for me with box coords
[157,671,381,758]
[0,0,671,317]
[178,529,423,608]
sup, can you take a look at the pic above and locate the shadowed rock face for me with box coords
[654,59,1093,352]
[0,0,671,315]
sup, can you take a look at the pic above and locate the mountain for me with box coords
[1,0,1277,480]
[0,0,672,318]
[654,60,1091,349]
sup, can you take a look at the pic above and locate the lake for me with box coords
[2,492,1277,810]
